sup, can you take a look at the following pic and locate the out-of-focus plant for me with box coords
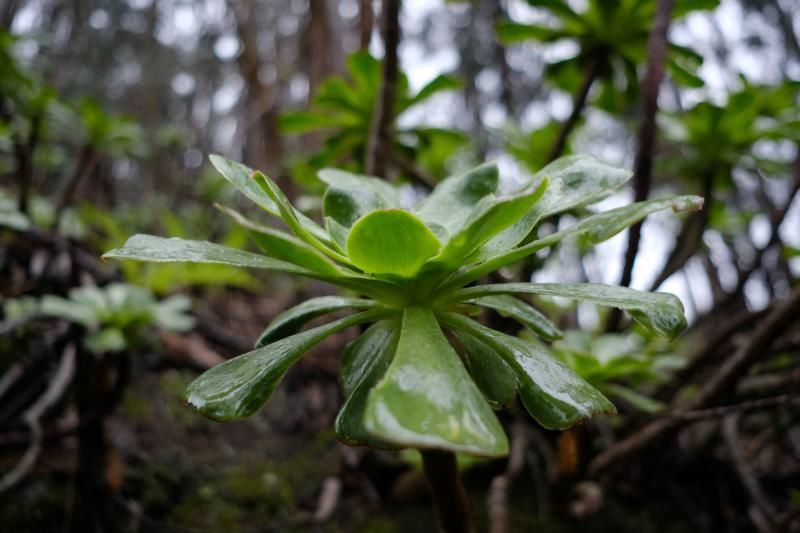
[497,0,715,112]
[661,79,800,186]
[104,153,701,459]
[548,330,684,413]
[82,204,257,295]
[281,52,467,186]
[5,283,193,353]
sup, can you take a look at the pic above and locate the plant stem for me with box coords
[608,0,675,331]
[546,57,599,163]
[421,450,474,533]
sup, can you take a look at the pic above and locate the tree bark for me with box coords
[546,57,599,163]
[364,0,401,178]
[608,0,675,330]
[308,0,345,93]
[234,0,282,177]
[359,0,374,50]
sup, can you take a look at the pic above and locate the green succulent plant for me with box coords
[103,154,702,457]
[23,283,194,353]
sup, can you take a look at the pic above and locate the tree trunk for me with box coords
[608,0,675,330]
[234,0,282,177]
[546,57,600,163]
[365,0,401,178]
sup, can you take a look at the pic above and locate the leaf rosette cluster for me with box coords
[104,155,702,457]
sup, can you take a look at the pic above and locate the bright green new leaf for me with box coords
[363,307,509,456]
[347,209,442,278]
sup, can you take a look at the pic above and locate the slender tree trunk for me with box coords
[648,168,714,291]
[234,0,282,177]
[71,345,109,533]
[359,0,374,50]
[546,58,599,163]
[0,0,18,30]
[421,450,474,533]
[16,112,41,214]
[365,0,400,178]
[308,0,344,94]
[608,0,675,330]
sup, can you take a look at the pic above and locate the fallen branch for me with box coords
[589,287,800,475]
[722,414,777,532]
[666,395,799,421]
[0,343,76,492]
[488,419,527,533]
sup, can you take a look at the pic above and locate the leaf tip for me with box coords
[671,195,704,213]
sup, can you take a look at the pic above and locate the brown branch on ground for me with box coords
[667,394,799,421]
[488,419,527,533]
[588,286,800,475]
[0,343,76,492]
[364,0,401,179]
[721,414,777,533]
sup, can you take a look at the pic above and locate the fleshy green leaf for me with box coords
[325,216,349,251]
[102,235,402,302]
[335,320,401,449]
[216,203,343,275]
[446,195,704,289]
[453,330,517,410]
[470,155,632,263]
[184,310,384,421]
[256,296,379,347]
[429,178,548,268]
[440,313,615,430]
[450,283,687,339]
[363,307,509,457]
[319,168,400,228]
[347,209,442,278]
[468,295,562,341]
[209,155,279,215]
[414,162,499,235]
[251,171,345,259]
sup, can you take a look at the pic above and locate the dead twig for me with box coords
[0,343,76,492]
[667,395,799,421]
[488,419,528,533]
[722,414,777,532]
[312,476,342,523]
[589,287,800,475]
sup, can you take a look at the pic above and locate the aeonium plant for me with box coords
[103,155,701,457]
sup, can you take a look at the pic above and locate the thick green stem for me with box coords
[421,450,474,533]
